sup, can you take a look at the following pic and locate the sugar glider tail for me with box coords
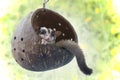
[56,40,93,75]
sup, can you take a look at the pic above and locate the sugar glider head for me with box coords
[39,27,61,43]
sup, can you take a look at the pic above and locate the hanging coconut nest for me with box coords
[11,8,78,71]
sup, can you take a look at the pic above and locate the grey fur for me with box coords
[56,40,93,75]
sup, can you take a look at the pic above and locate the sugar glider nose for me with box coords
[40,29,46,34]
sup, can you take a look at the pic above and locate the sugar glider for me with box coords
[39,27,93,75]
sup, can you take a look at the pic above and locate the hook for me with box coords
[43,0,49,9]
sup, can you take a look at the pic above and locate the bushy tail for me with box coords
[56,40,92,75]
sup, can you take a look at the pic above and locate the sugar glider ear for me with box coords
[55,31,62,37]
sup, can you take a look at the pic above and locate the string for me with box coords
[43,0,49,9]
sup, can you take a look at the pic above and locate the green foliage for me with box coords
[0,0,120,80]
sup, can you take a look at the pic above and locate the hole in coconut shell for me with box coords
[14,48,16,51]
[22,49,25,52]
[14,37,16,40]
[21,58,24,61]
[53,28,56,31]
[21,38,23,41]
[62,33,65,36]
[71,38,73,41]
[58,23,61,26]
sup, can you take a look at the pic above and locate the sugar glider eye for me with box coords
[51,31,55,37]
[40,29,46,34]
[48,28,52,34]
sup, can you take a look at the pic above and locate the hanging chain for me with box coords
[43,0,49,9]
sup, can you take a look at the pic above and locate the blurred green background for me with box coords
[0,0,120,80]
